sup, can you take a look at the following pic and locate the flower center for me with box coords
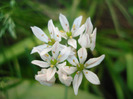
[50,59,57,68]
[66,32,72,39]
[77,64,84,71]
[48,38,56,46]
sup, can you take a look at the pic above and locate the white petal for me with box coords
[60,31,67,39]
[90,28,97,51]
[48,20,61,41]
[52,42,60,59]
[53,27,62,42]
[57,62,66,69]
[35,69,55,86]
[40,47,52,56]
[59,44,66,50]
[78,47,87,64]
[85,55,105,69]
[72,24,85,37]
[48,19,54,38]
[68,38,77,49]
[73,71,83,95]
[58,70,72,86]
[31,60,49,68]
[31,26,48,43]
[83,70,100,85]
[59,13,69,32]
[78,33,90,48]
[40,53,51,63]
[57,47,71,62]
[31,44,47,54]
[71,16,82,33]
[47,67,56,81]
[67,55,79,66]
[85,17,93,34]
[62,66,77,75]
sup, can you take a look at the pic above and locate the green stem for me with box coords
[64,86,68,99]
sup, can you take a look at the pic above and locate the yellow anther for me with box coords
[41,34,44,36]
[45,54,49,57]
[70,36,72,39]
[57,35,59,37]
[53,51,55,53]
[73,24,76,30]
[73,59,75,62]
[65,24,67,26]
[58,55,62,59]
[60,30,65,33]
[76,72,78,75]
[86,72,88,74]
[85,63,89,66]
[50,65,54,68]
[80,56,82,59]
[47,45,49,47]
[69,66,71,68]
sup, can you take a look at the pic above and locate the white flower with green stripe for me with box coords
[62,47,105,95]
[32,42,71,83]
[31,19,62,55]
[59,13,85,49]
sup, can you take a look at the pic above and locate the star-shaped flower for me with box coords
[31,19,62,55]
[62,47,105,95]
[78,17,96,51]
[59,13,85,49]
[32,42,72,82]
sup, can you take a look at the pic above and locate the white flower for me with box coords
[32,42,72,82]
[59,13,85,49]
[35,69,55,86]
[57,65,73,86]
[31,19,62,55]
[62,47,105,95]
[78,17,97,51]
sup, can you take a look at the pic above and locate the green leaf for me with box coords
[125,53,133,92]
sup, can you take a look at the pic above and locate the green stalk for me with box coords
[64,86,68,99]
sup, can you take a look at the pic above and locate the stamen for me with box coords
[76,72,78,75]
[65,24,67,26]
[85,63,89,66]
[73,59,75,62]
[58,55,62,59]
[86,72,88,74]
[45,54,49,57]
[41,34,44,36]
[57,35,59,37]
[70,36,72,39]
[50,65,54,68]
[80,56,82,59]
[60,30,64,33]
[73,24,76,30]
[53,51,55,53]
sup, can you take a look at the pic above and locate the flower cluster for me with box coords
[31,13,105,95]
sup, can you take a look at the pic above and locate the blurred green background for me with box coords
[0,0,133,99]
